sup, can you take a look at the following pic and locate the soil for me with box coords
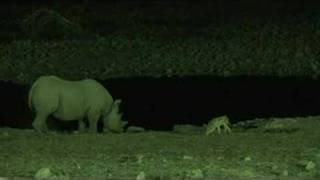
[1,116,320,180]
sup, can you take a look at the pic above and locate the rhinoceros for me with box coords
[28,75,126,133]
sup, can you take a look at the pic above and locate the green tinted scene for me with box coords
[1,1,320,179]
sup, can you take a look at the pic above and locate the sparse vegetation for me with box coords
[1,116,320,179]
[1,3,320,83]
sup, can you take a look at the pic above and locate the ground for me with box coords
[0,116,320,179]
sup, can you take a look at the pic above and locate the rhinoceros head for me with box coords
[104,99,127,133]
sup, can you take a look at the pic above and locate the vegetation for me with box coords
[2,21,320,84]
[1,2,320,83]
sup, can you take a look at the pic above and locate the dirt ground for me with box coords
[1,116,320,180]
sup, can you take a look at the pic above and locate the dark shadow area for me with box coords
[1,75,320,131]
[105,76,320,130]
[0,81,32,129]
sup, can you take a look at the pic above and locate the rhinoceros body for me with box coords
[28,75,125,133]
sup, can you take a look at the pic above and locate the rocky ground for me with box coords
[0,116,320,180]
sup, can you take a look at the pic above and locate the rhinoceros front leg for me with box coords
[78,119,86,133]
[87,110,100,133]
[32,112,49,133]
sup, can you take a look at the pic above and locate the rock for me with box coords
[263,118,299,133]
[173,124,205,134]
[244,156,251,162]
[187,169,204,180]
[136,171,146,180]
[305,161,316,171]
[34,168,55,180]
[127,126,146,133]
[282,170,289,176]
[183,155,194,160]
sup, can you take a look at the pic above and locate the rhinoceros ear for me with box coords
[114,99,122,105]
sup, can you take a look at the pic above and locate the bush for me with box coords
[2,20,320,84]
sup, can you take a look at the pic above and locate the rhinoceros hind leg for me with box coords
[32,113,49,133]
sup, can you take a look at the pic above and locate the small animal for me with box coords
[28,75,126,133]
[205,115,232,135]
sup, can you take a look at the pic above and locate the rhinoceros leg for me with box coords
[32,112,49,133]
[87,110,100,133]
[78,119,86,133]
